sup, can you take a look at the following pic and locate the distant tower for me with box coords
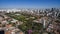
[43,18,46,29]
[41,17,48,34]
[51,8,54,11]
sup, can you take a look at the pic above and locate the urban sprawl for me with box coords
[0,8,60,34]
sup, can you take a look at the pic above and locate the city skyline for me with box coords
[0,0,60,8]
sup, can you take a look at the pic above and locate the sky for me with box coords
[0,0,60,8]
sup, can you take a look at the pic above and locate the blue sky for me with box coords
[0,0,60,8]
